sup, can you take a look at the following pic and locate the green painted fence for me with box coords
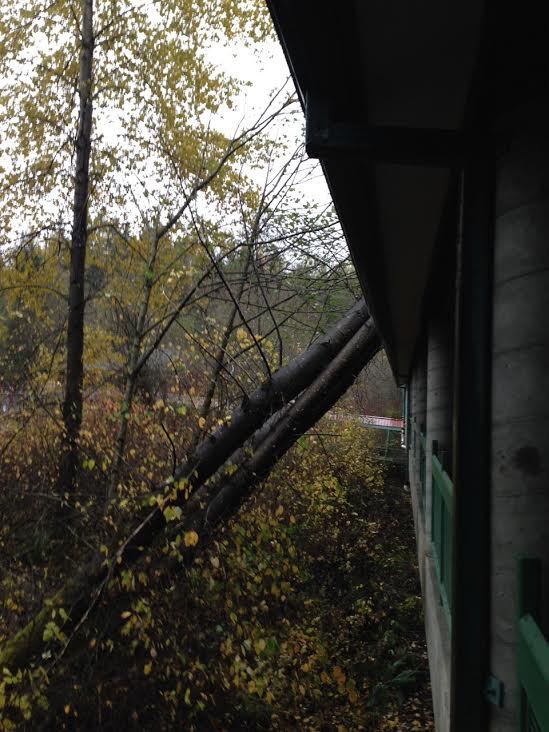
[411,425,452,620]
[431,452,453,618]
[418,430,426,515]
[517,557,549,732]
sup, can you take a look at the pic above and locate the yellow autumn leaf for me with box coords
[143,662,152,675]
[254,638,266,654]
[184,530,199,547]
[138,572,148,585]
[332,665,346,685]
[198,416,206,429]
[163,505,182,522]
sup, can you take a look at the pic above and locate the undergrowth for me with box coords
[0,404,433,730]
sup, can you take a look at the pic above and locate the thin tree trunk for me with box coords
[58,0,94,496]
[193,247,253,446]
[108,234,160,501]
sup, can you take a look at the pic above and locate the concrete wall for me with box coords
[409,330,452,732]
[409,339,427,491]
[409,106,549,730]
[425,306,454,520]
[489,105,549,731]
[409,344,428,583]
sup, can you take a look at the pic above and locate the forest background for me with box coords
[0,1,429,729]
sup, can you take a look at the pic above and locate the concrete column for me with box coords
[490,105,549,731]
[408,342,427,521]
[415,343,428,434]
[418,316,453,732]
[426,309,453,537]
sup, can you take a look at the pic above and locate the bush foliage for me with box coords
[0,406,432,730]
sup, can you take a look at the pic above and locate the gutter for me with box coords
[450,21,494,720]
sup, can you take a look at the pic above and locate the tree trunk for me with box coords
[197,319,380,532]
[192,246,253,448]
[169,318,381,548]
[108,234,160,501]
[172,297,369,490]
[0,301,374,671]
[58,0,94,496]
[107,298,371,565]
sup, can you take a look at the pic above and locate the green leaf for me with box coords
[163,506,182,522]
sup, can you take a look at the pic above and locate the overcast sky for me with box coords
[0,6,336,250]
[206,37,332,207]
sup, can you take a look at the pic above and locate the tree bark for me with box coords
[170,318,381,547]
[172,297,369,489]
[192,246,253,448]
[199,319,380,531]
[108,233,160,501]
[58,0,94,496]
[0,301,374,670]
[106,299,371,565]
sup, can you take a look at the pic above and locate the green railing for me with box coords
[418,430,426,515]
[518,557,549,732]
[431,452,453,617]
[411,425,452,619]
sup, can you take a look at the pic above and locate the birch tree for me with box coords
[58,0,95,496]
[0,0,279,495]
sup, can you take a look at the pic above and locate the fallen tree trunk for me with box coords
[0,302,376,671]
[181,318,380,543]
[154,318,380,582]
[173,297,369,488]
[107,298,371,560]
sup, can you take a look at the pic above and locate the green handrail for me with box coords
[431,453,453,619]
[418,430,426,515]
[517,557,549,731]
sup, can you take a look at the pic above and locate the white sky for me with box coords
[205,38,332,207]
[0,6,337,251]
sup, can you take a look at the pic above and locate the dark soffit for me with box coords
[266,0,483,382]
